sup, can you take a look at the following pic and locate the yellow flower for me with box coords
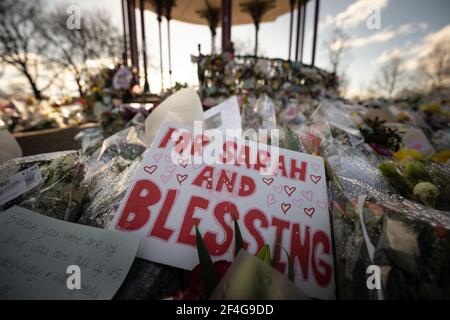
[92,87,101,94]
[393,148,423,165]
[419,102,441,113]
[430,149,450,163]
[396,112,410,122]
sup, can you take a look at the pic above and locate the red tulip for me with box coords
[187,260,232,297]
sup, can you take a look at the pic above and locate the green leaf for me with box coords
[256,244,271,264]
[195,226,219,296]
[256,245,267,260]
[283,248,295,282]
[284,125,301,152]
[234,218,244,257]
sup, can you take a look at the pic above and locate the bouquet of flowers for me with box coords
[0,151,88,222]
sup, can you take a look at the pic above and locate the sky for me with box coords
[1,0,450,97]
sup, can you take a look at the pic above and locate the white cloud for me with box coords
[419,22,429,32]
[404,23,450,70]
[348,23,416,48]
[410,24,450,58]
[374,48,403,64]
[371,24,450,73]
[369,22,431,66]
[322,0,389,30]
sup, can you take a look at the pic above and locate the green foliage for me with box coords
[283,125,301,152]
[195,226,219,296]
[378,159,450,210]
[283,248,295,282]
[256,245,271,264]
[360,117,403,151]
[234,218,244,257]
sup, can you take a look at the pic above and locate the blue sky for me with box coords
[3,0,450,97]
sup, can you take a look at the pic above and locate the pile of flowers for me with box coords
[2,54,450,300]
[0,97,86,133]
[196,54,338,108]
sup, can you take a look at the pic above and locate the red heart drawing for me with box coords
[143,165,157,175]
[413,143,422,150]
[301,190,313,201]
[311,163,321,172]
[262,177,274,186]
[304,207,315,218]
[310,175,321,184]
[177,174,188,185]
[293,198,304,208]
[266,193,276,206]
[281,203,291,214]
[284,185,296,197]
[161,174,171,183]
[317,200,327,209]
[178,158,189,168]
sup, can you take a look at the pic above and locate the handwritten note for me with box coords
[0,206,140,300]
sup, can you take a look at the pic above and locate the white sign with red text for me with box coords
[110,122,335,299]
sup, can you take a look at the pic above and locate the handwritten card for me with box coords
[110,122,335,299]
[0,206,140,300]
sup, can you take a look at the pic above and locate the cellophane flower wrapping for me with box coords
[77,126,147,228]
[75,125,183,299]
[0,150,88,222]
[210,250,308,300]
[305,113,450,299]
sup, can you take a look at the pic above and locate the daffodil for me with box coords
[430,149,450,163]
[393,148,423,165]
[420,102,441,113]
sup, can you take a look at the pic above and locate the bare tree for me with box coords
[0,0,55,99]
[374,56,404,98]
[39,6,122,97]
[418,41,450,92]
[338,73,350,97]
[325,28,350,75]
[325,28,351,97]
